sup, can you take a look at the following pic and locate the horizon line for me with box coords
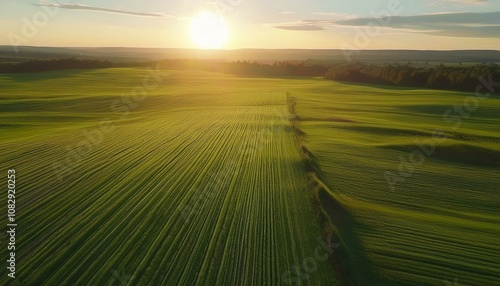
[1,45,500,52]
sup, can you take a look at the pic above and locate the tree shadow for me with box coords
[317,187,381,286]
[328,80,428,91]
[0,69,101,82]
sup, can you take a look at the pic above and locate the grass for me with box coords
[290,80,500,285]
[0,69,337,285]
[1,68,499,285]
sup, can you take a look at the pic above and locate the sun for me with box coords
[190,12,229,49]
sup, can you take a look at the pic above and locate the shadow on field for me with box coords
[0,69,97,82]
[328,80,426,91]
[287,93,378,285]
[302,150,379,286]
[336,125,432,137]
[398,104,500,119]
[299,116,356,123]
[382,143,500,167]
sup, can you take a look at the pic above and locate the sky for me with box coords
[1,0,500,50]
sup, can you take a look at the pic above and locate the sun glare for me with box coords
[190,12,229,49]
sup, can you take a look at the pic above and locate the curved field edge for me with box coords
[287,94,372,286]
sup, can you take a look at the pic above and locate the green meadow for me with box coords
[0,68,498,285]
[291,81,500,286]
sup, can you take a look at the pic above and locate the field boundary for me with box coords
[286,92,352,285]
[286,93,371,286]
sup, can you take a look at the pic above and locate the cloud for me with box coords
[36,1,168,17]
[271,11,500,38]
[447,0,486,3]
[427,0,486,8]
[312,12,359,20]
[273,23,325,31]
[334,11,500,38]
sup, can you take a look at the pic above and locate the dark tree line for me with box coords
[154,59,329,77]
[325,63,500,94]
[2,57,499,94]
[0,57,329,77]
[0,58,114,73]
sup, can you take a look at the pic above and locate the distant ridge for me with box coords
[1,45,499,63]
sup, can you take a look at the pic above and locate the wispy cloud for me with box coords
[271,11,500,38]
[447,0,486,3]
[335,11,500,38]
[36,1,168,17]
[428,0,487,8]
[312,12,359,20]
[272,22,325,31]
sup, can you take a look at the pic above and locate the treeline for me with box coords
[0,58,114,73]
[325,63,500,94]
[4,58,498,94]
[0,57,329,77]
[155,59,329,77]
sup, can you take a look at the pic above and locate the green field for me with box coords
[291,82,500,286]
[1,68,499,286]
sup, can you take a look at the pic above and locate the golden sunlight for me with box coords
[190,12,229,49]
